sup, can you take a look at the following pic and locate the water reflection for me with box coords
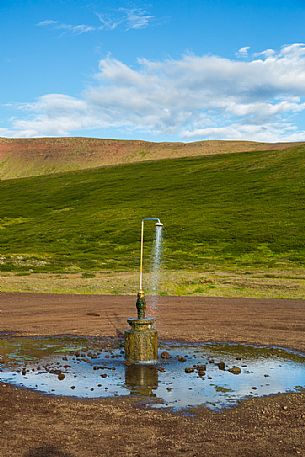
[125,364,158,396]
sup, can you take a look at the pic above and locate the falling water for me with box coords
[148,225,163,316]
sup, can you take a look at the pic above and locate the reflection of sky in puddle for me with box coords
[0,338,304,411]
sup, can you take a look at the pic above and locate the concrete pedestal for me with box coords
[124,317,158,363]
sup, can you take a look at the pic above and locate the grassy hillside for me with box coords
[0,137,301,180]
[0,144,305,281]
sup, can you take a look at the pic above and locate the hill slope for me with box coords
[0,137,302,179]
[0,144,304,275]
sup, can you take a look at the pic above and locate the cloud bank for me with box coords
[3,44,305,141]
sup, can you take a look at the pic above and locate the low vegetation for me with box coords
[0,144,305,297]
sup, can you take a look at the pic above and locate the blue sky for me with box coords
[2,0,305,141]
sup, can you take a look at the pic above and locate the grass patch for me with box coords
[2,269,305,298]
[0,146,305,280]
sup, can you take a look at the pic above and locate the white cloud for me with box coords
[3,43,305,141]
[237,46,250,58]
[96,8,154,31]
[37,19,95,34]
[123,8,154,30]
[181,122,303,143]
[38,20,57,27]
[38,8,155,36]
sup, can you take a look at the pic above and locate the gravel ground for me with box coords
[0,293,304,457]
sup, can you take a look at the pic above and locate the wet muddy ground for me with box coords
[0,293,304,456]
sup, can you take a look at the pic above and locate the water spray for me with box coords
[137,218,163,319]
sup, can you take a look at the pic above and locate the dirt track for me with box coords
[1,293,304,351]
[0,293,304,457]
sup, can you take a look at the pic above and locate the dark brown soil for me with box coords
[0,293,304,457]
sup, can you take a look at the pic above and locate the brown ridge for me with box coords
[0,137,303,179]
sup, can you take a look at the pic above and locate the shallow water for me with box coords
[0,337,304,411]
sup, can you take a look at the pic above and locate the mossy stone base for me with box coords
[124,317,158,363]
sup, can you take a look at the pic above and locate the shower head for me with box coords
[142,217,163,227]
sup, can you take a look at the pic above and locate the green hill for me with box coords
[0,144,304,281]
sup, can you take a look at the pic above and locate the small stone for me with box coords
[185,367,195,373]
[70,386,75,390]
[58,373,65,381]
[100,373,108,378]
[21,368,27,376]
[161,351,170,359]
[228,366,241,375]
[217,361,226,371]
[198,370,206,377]
[158,367,166,372]
[264,374,270,378]
[178,356,187,363]
[283,405,288,411]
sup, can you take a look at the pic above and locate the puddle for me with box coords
[0,336,304,411]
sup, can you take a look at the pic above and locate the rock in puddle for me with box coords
[217,362,226,371]
[161,351,171,359]
[228,366,241,375]
[178,356,187,363]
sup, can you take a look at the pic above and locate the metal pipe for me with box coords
[139,219,144,291]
